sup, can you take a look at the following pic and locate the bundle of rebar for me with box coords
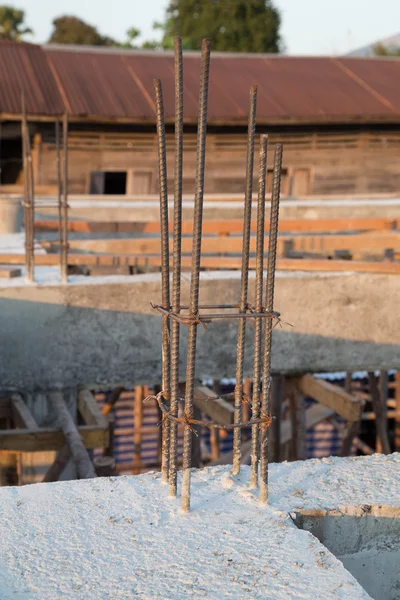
[152,38,283,512]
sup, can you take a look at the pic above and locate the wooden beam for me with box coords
[193,385,234,425]
[11,395,38,429]
[42,445,72,483]
[0,425,108,452]
[34,216,399,235]
[210,402,334,466]
[41,231,400,257]
[280,403,335,445]
[294,375,362,422]
[50,392,96,479]
[102,386,124,417]
[2,253,400,275]
[0,267,21,278]
[78,388,108,429]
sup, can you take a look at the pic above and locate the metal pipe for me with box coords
[62,113,69,283]
[233,85,257,475]
[153,78,171,484]
[181,38,211,513]
[169,37,184,497]
[260,143,283,504]
[249,134,268,489]
[55,119,63,277]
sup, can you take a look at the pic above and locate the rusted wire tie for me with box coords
[152,303,284,326]
[144,390,273,434]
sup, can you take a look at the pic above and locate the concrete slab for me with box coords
[0,270,399,391]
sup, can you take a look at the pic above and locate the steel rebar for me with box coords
[232,85,258,476]
[55,119,63,277]
[153,78,171,484]
[62,113,69,283]
[22,93,35,283]
[249,134,268,489]
[181,38,211,514]
[169,38,184,496]
[259,143,283,504]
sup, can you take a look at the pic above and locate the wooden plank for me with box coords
[368,372,391,454]
[41,231,400,257]
[295,375,362,422]
[11,395,38,429]
[78,388,108,429]
[0,267,21,278]
[43,445,72,482]
[2,252,400,275]
[34,217,398,235]
[0,425,108,452]
[50,392,96,479]
[193,385,234,425]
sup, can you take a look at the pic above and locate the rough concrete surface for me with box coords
[0,270,399,391]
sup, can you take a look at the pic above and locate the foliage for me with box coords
[48,16,116,46]
[373,42,400,57]
[155,0,282,52]
[0,5,32,41]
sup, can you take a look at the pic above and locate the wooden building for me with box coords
[1,41,400,197]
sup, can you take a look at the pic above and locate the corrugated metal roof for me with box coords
[0,41,64,116]
[1,41,400,124]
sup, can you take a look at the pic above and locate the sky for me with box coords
[10,0,400,55]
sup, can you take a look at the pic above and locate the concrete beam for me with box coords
[35,196,400,224]
[0,270,400,391]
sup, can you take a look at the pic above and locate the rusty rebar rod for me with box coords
[233,85,257,476]
[250,134,268,489]
[61,112,69,283]
[21,93,34,283]
[181,38,211,514]
[153,78,171,484]
[259,143,283,504]
[169,38,184,497]
[55,119,63,277]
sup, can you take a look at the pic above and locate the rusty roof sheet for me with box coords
[1,42,400,124]
[0,41,64,116]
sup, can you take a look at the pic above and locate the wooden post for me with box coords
[50,392,96,479]
[377,371,388,453]
[269,375,283,463]
[104,414,115,458]
[368,372,390,454]
[191,405,202,469]
[395,371,400,452]
[288,380,306,461]
[43,445,72,482]
[102,386,124,417]
[133,386,145,474]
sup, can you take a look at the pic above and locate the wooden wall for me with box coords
[33,129,400,196]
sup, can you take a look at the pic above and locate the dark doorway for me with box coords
[89,171,127,194]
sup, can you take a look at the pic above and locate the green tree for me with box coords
[373,42,400,57]
[155,0,282,52]
[0,5,33,41]
[48,16,116,46]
